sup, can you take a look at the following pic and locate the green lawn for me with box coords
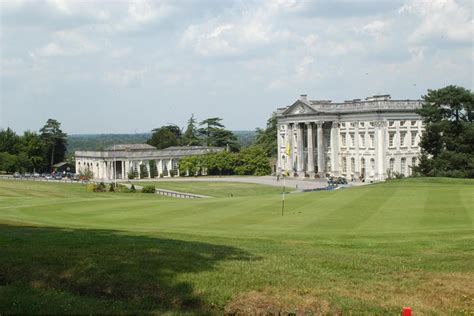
[133,180,291,197]
[0,178,473,314]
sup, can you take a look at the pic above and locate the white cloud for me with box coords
[400,0,473,44]
[36,29,99,57]
[103,68,147,87]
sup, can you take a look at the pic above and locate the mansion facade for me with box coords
[276,94,424,181]
[75,144,223,180]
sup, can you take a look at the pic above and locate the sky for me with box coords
[1,0,472,134]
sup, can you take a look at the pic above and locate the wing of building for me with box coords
[276,94,424,181]
[75,145,223,180]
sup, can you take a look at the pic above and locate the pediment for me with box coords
[282,100,317,115]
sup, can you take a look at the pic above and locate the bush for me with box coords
[141,185,156,193]
[108,183,115,192]
[85,183,96,192]
[95,182,107,192]
[127,171,135,180]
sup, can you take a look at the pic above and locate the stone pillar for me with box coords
[296,123,304,175]
[306,122,315,177]
[137,161,141,179]
[155,160,161,177]
[330,121,340,176]
[316,122,325,177]
[277,124,283,172]
[286,123,293,173]
[121,161,125,179]
[374,120,387,181]
[146,161,151,179]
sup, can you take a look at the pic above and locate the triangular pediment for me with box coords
[282,100,317,115]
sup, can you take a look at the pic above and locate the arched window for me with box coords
[350,158,355,173]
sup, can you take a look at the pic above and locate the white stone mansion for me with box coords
[75,145,223,180]
[276,94,424,181]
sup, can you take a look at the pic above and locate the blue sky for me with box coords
[1,0,472,134]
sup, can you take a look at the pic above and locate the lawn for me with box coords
[133,180,291,197]
[0,178,473,314]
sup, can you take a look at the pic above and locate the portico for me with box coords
[276,94,424,181]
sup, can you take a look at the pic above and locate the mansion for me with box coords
[276,94,424,181]
[75,145,223,180]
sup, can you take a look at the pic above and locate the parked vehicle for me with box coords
[24,173,32,178]
[33,172,40,178]
[45,175,53,180]
[13,172,21,178]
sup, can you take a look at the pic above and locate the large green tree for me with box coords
[39,119,67,172]
[147,125,182,149]
[254,112,277,157]
[198,117,239,151]
[182,114,201,146]
[415,85,474,178]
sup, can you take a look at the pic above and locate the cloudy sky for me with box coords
[1,0,472,134]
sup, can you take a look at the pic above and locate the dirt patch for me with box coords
[224,290,331,316]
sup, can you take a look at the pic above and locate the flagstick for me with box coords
[281,176,285,216]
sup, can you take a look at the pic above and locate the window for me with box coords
[350,133,355,147]
[401,158,406,176]
[341,122,346,127]
[325,133,331,148]
[350,122,356,128]
[400,132,406,147]
[359,133,366,147]
[341,133,346,146]
[411,120,417,126]
[351,158,355,173]
[369,133,375,147]
[412,157,417,167]
[389,121,395,127]
[342,157,347,172]
[389,158,395,172]
[370,158,375,175]
[389,132,395,147]
[400,120,406,126]
[411,132,417,146]
[360,122,365,128]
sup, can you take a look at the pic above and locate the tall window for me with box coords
[369,133,375,147]
[411,132,417,146]
[389,132,395,147]
[400,132,406,147]
[342,157,347,172]
[401,158,406,175]
[389,158,395,172]
[351,158,355,173]
[350,133,355,147]
[412,157,417,168]
[341,133,346,147]
[360,133,366,147]
[370,158,375,175]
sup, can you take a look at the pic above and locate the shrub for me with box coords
[127,171,135,180]
[95,182,107,192]
[141,185,156,193]
[85,183,96,192]
[108,183,115,192]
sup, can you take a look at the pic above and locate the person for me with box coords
[276,174,280,181]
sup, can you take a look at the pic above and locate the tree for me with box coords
[182,114,201,146]
[147,125,182,149]
[198,117,239,151]
[414,85,474,178]
[254,113,278,157]
[39,119,67,172]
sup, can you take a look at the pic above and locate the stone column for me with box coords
[137,161,141,179]
[146,161,151,179]
[374,120,387,181]
[316,122,325,177]
[306,122,315,177]
[296,123,304,176]
[330,121,340,176]
[156,160,161,177]
[277,124,283,172]
[286,123,293,173]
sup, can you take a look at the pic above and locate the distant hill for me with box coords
[67,131,256,154]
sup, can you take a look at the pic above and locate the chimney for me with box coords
[300,94,307,101]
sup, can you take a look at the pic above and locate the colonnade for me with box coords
[278,120,389,181]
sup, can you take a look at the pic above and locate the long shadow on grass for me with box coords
[0,224,256,314]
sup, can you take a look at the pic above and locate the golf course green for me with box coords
[0,178,473,314]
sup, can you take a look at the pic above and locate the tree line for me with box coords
[0,119,67,173]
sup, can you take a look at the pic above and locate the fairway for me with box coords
[0,178,473,314]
